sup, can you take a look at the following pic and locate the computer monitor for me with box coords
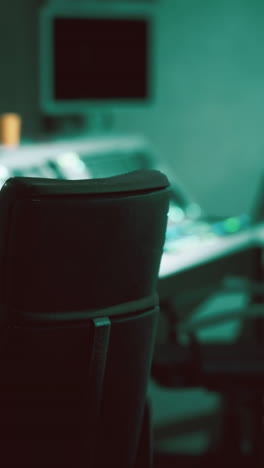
[39,2,154,115]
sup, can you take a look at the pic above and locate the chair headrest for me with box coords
[1,170,169,198]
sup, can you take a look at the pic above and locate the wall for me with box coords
[115,0,264,217]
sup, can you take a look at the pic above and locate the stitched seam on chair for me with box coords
[9,293,159,323]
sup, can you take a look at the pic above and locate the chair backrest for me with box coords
[0,170,170,467]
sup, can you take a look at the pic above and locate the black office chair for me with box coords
[0,170,170,467]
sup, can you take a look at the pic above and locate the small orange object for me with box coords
[0,113,21,146]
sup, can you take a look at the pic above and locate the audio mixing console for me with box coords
[0,136,253,268]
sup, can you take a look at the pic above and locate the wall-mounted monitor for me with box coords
[39,2,154,115]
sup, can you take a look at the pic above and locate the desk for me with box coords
[158,224,264,303]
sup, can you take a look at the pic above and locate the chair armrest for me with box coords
[223,277,264,296]
[179,304,264,334]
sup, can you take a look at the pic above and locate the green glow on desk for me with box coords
[224,217,241,233]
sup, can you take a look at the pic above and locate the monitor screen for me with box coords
[40,4,153,114]
[54,17,148,100]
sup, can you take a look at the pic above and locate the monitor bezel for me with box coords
[39,2,155,115]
